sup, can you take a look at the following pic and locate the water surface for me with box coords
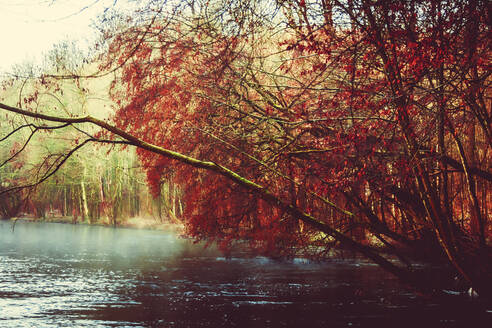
[0,220,489,327]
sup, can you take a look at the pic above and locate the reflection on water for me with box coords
[0,220,489,327]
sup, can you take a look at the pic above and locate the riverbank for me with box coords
[7,216,184,233]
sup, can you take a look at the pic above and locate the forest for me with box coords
[0,0,490,300]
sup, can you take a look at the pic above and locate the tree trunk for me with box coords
[80,166,90,223]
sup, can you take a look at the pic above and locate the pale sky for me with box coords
[0,0,118,73]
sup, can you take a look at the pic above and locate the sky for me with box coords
[0,0,117,73]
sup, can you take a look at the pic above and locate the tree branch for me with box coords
[0,101,412,283]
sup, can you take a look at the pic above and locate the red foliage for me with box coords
[104,0,491,293]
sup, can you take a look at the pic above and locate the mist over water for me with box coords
[0,220,489,327]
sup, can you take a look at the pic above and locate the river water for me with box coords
[0,220,489,327]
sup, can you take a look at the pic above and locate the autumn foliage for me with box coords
[94,0,492,296]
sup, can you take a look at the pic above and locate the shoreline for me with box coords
[6,216,184,233]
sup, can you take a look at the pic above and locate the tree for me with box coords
[278,0,491,295]
[0,0,490,298]
[0,41,164,224]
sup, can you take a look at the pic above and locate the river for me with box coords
[0,220,489,327]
